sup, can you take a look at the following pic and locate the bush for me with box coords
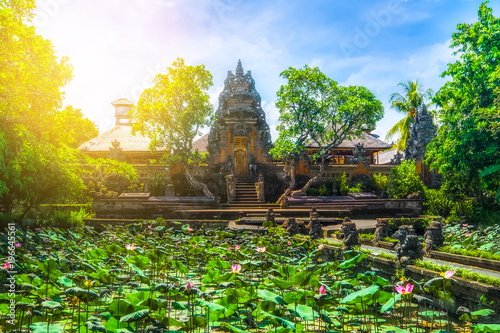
[423,188,453,216]
[372,173,388,197]
[336,173,349,196]
[387,160,425,199]
[348,183,363,193]
[51,208,87,228]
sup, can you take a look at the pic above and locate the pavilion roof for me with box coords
[78,125,156,152]
[305,132,392,150]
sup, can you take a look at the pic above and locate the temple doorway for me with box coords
[234,137,248,176]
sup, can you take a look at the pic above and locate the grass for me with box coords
[359,233,374,239]
[438,246,500,262]
[413,259,500,287]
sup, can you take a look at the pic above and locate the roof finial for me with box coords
[236,59,244,76]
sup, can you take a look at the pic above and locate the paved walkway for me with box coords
[362,244,500,279]
[230,220,500,280]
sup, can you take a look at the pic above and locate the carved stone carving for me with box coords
[373,219,389,244]
[391,225,423,261]
[256,173,265,202]
[309,210,323,240]
[390,150,403,164]
[208,60,272,167]
[265,208,276,227]
[341,217,359,250]
[405,103,437,161]
[351,143,367,165]
[226,174,236,203]
[108,139,125,161]
[286,217,300,236]
[424,221,444,255]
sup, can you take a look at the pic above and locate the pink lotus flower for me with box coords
[187,227,193,232]
[395,283,414,295]
[319,285,326,294]
[228,247,232,251]
[143,245,146,249]
[147,225,152,229]
[234,245,240,250]
[466,233,471,236]
[256,247,266,253]
[3,262,10,269]
[113,235,117,240]
[462,223,468,227]
[14,243,21,248]
[186,281,193,290]
[288,241,292,245]
[175,242,179,247]
[318,244,324,250]
[231,264,242,274]
[441,271,456,279]
[125,244,137,251]
[193,245,197,248]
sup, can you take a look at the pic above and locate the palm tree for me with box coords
[386,80,433,150]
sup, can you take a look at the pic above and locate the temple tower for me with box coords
[207,60,272,176]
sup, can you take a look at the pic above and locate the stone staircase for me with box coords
[233,177,259,204]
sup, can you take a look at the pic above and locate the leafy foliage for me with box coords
[0,1,96,215]
[271,65,384,195]
[426,2,500,221]
[387,160,425,199]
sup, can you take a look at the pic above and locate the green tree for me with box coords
[426,2,500,218]
[0,1,87,216]
[52,106,99,148]
[131,58,214,198]
[387,160,425,199]
[83,157,138,195]
[271,65,384,199]
[385,80,433,150]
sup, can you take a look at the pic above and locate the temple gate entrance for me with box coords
[234,137,248,176]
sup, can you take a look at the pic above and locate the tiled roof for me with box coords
[377,148,401,165]
[78,125,155,152]
[192,133,209,154]
[306,132,392,150]
[111,98,134,106]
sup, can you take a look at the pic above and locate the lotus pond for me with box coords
[1,222,498,333]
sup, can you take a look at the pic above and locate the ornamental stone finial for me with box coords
[236,59,244,76]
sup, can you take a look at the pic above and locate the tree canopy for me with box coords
[426,1,500,219]
[132,58,214,197]
[271,65,384,197]
[0,1,96,215]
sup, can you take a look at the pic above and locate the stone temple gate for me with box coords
[207,60,272,176]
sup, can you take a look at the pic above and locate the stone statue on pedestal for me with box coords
[341,217,359,250]
[391,225,423,261]
[424,221,444,255]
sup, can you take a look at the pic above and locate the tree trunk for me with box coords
[185,168,214,199]
[290,160,325,197]
[275,163,296,204]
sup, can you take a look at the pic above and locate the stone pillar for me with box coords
[256,173,265,203]
[226,174,236,203]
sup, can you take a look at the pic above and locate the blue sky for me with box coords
[33,0,499,142]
